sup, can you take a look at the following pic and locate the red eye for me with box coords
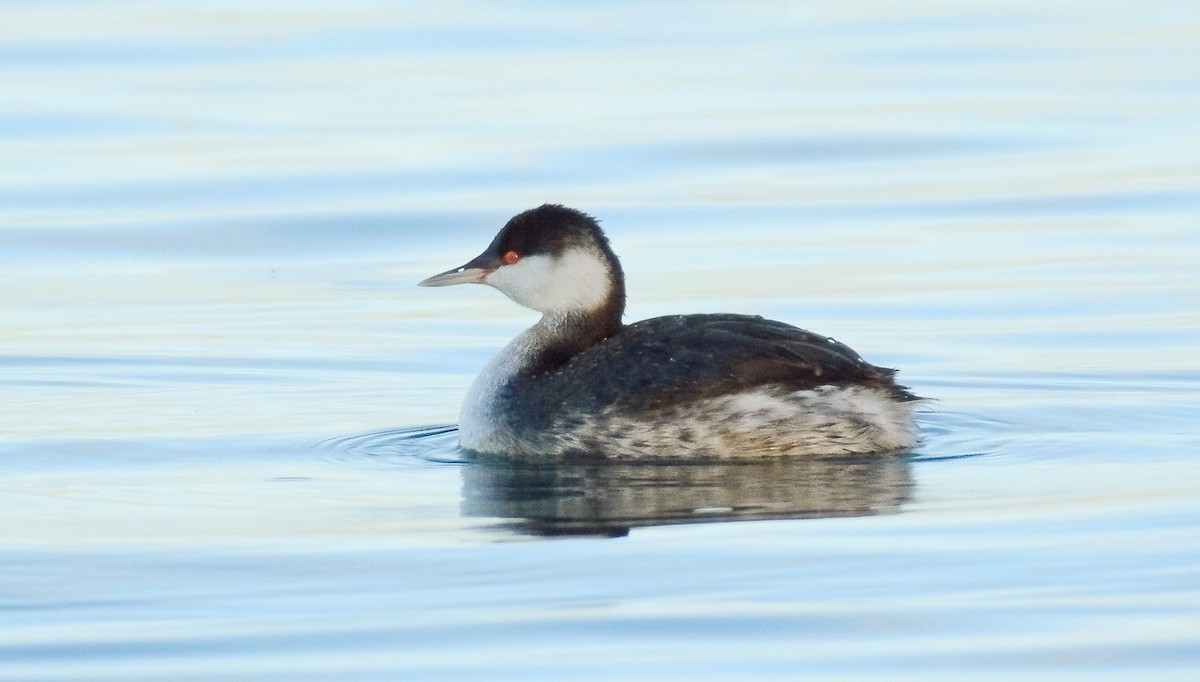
[502,250,521,265]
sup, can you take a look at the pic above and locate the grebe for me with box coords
[419,204,919,461]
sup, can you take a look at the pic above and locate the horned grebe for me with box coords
[419,204,919,461]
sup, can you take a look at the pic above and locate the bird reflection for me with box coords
[461,454,913,537]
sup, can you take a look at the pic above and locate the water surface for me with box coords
[2,1,1199,680]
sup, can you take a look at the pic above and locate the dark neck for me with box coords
[524,285,624,377]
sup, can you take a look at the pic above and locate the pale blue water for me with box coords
[3,1,1199,680]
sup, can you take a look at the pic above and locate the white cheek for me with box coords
[486,250,610,313]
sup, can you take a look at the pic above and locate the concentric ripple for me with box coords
[317,424,466,465]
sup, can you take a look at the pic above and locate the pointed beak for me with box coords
[417,252,499,287]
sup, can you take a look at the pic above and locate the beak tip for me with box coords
[417,266,490,288]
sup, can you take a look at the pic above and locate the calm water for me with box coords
[3,1,1199,679]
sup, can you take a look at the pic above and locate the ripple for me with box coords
[316,424,465,466]
[910,409,1013,462]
